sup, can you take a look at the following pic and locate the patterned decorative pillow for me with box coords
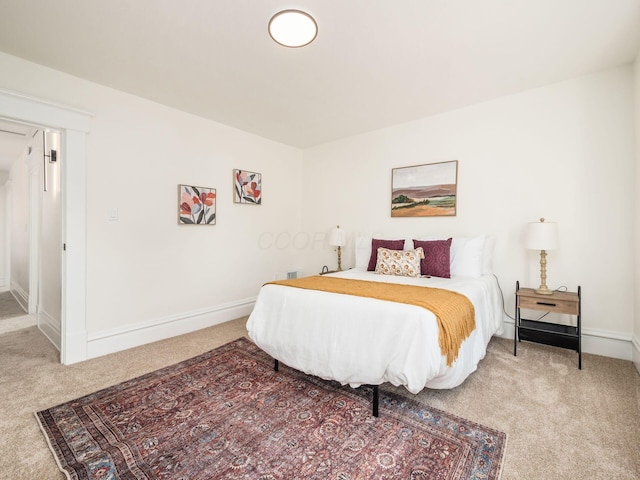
[375,247,425,278]
[413,238,452,278]
[367,238,406,271]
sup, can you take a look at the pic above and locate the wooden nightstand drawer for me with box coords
[516,288,579,315]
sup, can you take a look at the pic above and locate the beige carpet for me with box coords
[1,318,638,479]
[0,291,26,319]
[0,291,33,335]
[0,314,36,335]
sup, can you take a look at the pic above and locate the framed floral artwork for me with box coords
[391,160,458,217]
[179,184,216,225]
[234,169,262,204]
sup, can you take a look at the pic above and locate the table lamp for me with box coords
[329,225,346,271]
[525,218,558,295]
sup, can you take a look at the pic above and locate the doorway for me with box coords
[0,120,62,344]
[0,88,90,364]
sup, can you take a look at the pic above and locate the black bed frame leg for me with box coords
[372,385,379,417]
[272,359,378,416]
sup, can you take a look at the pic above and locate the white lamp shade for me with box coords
[329,226,346,247]
[525,219,558,250]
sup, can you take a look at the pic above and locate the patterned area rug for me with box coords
[37,338,506,479]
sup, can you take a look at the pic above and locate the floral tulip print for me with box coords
[179,185,216,224]
[234,169,262,204]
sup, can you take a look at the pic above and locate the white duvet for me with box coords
[247,269,504,394]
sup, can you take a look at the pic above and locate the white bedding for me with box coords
[247,269,504,394]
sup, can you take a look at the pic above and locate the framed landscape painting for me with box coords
[179,184,216,225]
[391,161,458,217]
[234,169,262,204]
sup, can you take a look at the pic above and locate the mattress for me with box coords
[247,268,504,394]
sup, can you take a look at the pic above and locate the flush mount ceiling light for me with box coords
[268,9,317,48]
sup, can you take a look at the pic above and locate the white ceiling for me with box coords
[0,0,639,149]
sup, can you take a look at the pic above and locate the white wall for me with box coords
[0,51,303,357]
[633,50,640,373]
[301,66,636,360]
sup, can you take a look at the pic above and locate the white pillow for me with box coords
[482,236,495,275]
[450,236,486,278]
[355,236,372,270]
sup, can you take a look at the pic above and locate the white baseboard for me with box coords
[86,297,256,360]
[10,282,28,312]
[499,320,633,362]
[632,335,640,375]
[38,309,61,352]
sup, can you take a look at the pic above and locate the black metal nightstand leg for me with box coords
[514,280,519,357]
[372,385,379,417]
[578,286,582,369]
[579,352,582,369]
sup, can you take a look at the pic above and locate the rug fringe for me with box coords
[34,411,73,480]
[497,432,508,480]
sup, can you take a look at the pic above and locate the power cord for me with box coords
[493,274,515,321]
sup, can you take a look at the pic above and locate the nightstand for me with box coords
[514,280,582,369]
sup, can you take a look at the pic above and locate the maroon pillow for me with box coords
[413,238,452,278]
[367,239,405,271]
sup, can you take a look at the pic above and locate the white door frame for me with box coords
[0,88,91,364]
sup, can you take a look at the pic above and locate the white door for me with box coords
[38,130,62,344]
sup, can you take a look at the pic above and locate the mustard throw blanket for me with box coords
[267,276,475,366]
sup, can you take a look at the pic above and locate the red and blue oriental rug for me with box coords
[36,337,506,479]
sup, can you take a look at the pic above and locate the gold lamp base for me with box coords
[535,249,553,294]
[535,286,554,295]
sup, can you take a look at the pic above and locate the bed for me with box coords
[246,235,504,404]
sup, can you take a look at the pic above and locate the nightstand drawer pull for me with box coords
[536,301,556,307]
